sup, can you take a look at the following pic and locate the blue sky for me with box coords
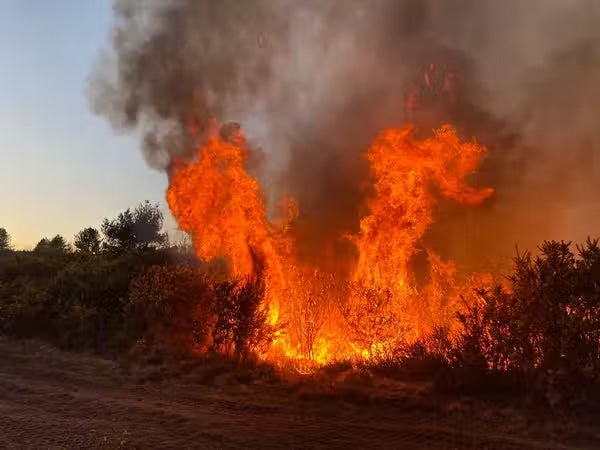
[0,1,170,249]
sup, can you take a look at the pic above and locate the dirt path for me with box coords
[0,339,597,449]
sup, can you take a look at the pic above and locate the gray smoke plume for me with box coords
[90,0,600,271]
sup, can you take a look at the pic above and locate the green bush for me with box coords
[454,239,600,402]
[212,277,277,361]
[129,265,214,352]
[0,247,197,352]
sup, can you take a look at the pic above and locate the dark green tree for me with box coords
[34,238,49,252]
[74,227,102,254]
[101,201,167,254]
[0,228,11,251]
[34,235,70,253]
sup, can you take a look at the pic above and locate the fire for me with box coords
[351,125,492,304]
[166,118,492,365]
[167,128,269,278]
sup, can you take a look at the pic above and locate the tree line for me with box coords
[0,201,167,255]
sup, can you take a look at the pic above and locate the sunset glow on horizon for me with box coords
[0,1,170,249]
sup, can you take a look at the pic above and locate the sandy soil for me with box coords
[0,338,597,449]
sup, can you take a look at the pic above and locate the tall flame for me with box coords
[352,124,493,289]
[166,119,492,364]
[167,126,273,278]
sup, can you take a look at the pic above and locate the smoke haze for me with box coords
[90,0,600,271]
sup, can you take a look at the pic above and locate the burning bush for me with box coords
[212,277,277,361]
[341,283,412,361]
[128,268,280,361]
[285,268,339,360]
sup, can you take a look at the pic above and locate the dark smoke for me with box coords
[90,0,600,272]
[90,0,289,168]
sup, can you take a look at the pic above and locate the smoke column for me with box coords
[90,0,600,272]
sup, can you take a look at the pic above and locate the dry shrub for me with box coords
[129,265,214,352]
[286,268,339,360]
[130,268,277,361]
[453,239,600,404]
[211,277,278,361]
[341,282,411,360]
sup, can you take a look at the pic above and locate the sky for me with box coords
[0,1,170,250]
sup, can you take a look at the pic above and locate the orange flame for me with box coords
[352,124,493,288]
[166,120,492,366]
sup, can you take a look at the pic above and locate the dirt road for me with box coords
[0,339,597,449]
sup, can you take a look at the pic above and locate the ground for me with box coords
[0,338,598,449]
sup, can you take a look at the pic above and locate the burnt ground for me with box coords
[0,338,598,449]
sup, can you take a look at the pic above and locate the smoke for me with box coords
[90,0,600,270]
[420,0,600,267]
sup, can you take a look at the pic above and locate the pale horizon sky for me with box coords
[0,1,172,250]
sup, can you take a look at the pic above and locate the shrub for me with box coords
[286,268,338,360]
[2,254,138,349]
[129,265,214,352]
[341,282,411,360]
[454,239,600,401]
[0,248,195,352]
[212,277,277,361]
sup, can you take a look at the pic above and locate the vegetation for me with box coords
[0,202,177,352]
[101,201,167,254]
[212,276,277,360]
[34,235,70,253]
[449,239,600,404]
[341,283,410,359]
[129,265,214,351]
[0,202,275,361]
[287,268,337,360]
[364,239,600,406]
[0,228,11,251]
[74,227,102,254]
[1,206,599,406]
